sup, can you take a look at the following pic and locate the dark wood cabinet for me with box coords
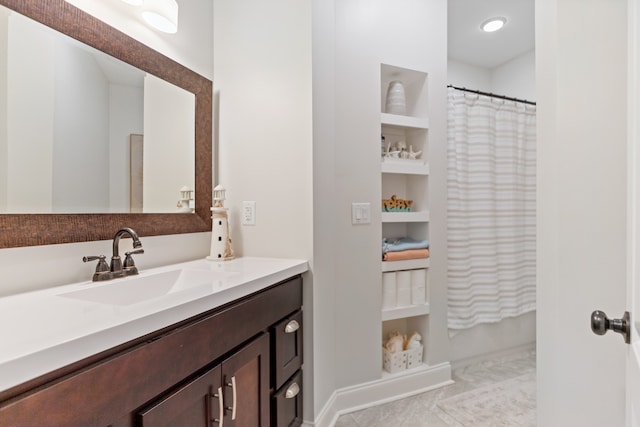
[138,365,221,427]
[138,334,270,427]
[0,275,302,427]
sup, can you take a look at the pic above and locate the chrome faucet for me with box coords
[83,227,144,282]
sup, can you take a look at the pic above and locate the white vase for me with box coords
[385,80,406,115]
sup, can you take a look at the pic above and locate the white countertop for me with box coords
[0,257,308,393]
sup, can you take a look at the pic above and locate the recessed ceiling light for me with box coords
[120,0,143,5]
[481,17,507,33]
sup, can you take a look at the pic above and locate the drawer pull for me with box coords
[285,382,300,399]
[284,320,300,334]
[225,376,237,420]
[212,386,224,427]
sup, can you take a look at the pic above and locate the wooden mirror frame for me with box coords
[0,0,212,248]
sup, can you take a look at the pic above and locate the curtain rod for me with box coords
[447,84,536,106]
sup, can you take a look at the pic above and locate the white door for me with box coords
[627,1,640,424]
[536,0,632,426]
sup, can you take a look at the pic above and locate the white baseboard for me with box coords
[308,362,452,427]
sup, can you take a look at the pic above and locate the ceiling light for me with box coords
[142,0,179,34]
[120,0,143,5]
[481,17,506,33]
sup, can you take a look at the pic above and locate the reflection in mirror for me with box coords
[0,5,195,214]
[0,0,212,248]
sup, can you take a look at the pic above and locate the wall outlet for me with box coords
[242,201,256,225]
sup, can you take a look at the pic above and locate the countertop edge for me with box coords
[0,257,308,393]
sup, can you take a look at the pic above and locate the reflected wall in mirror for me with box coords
[0,4,195,214]
[0,0,212,248]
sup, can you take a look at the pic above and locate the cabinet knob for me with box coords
[285,382,300,399]
[284,320,300,334]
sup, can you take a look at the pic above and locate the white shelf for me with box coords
[381,159,429,175]
[381,211,429,222]
[378,63,448,390]
[381,113,429,129]
[381,258,430,272]
[382,303,430,321]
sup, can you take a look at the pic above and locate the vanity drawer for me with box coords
[272,310,303,389]
[272,370,303,427]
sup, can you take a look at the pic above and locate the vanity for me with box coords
[0,257,307,426]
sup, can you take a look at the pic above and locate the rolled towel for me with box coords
[382,272,397,309]
[396,271,411,306]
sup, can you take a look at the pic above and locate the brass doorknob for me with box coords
[591,310,630,344]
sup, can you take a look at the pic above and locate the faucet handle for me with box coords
[125,248,144,257]
[123,248,144,275]
[83,255,111,281]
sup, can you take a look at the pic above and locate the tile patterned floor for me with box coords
[334,350,536,427]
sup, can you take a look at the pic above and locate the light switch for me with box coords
[352,202,371,225]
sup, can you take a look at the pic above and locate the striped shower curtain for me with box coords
[447,87,536,330]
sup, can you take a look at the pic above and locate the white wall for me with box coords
[52,38,110,212]
[448,49,536,102]
[448,59,491,92]
[212,0,314,418]
[6,13,54,213]
[311,0,337,418]
[447,49,537,366]
[309,0,448,422]
[143,74,195,213]
[108,83,144,212]
[213,0,312,259]
[491,49,536,102]
[0,0,213,296]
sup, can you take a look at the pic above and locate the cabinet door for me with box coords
[222,333,270,427]
[137,365,222,427]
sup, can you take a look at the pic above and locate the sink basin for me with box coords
[58,269,239,306]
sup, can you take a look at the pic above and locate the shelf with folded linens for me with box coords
[381,237,430,262]
[379,63,437,379]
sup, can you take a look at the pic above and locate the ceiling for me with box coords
[448,0,535,69]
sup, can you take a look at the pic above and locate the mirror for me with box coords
[1,8,196,214]
[0,0,212,247]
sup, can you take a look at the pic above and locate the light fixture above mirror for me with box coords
[142,0,178,34]
[120,0,179,34]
